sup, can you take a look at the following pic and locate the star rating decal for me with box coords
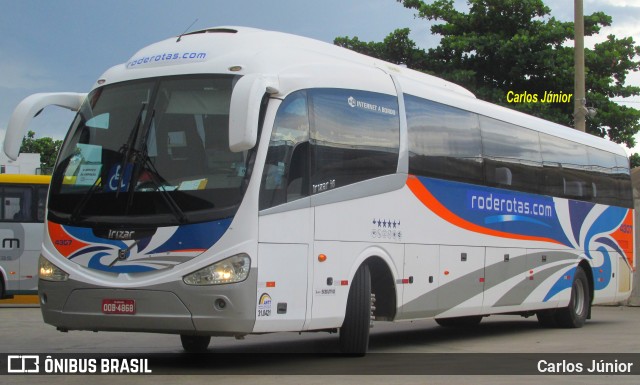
[372,219,401,228]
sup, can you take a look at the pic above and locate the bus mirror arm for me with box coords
[228,74,279,152]
[4,92,87,160]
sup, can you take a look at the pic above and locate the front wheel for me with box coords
[339,264,372,355]
[555,266,590,328]
[180,335,211,353]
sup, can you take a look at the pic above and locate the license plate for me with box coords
[102,299,136,315]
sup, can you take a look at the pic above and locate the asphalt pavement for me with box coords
[0,305,638,384]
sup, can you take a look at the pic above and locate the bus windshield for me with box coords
[48,74,249,226]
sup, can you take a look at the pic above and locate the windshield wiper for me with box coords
[69,103,147,223]
[120,104,187,224]
[114,103,147,198]
[69,171,103,223]
[128,144,188,224]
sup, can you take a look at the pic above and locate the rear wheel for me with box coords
[339,264,372,355]
[180,335,211,353]
[555,266,590,328]
[435,315,483,328]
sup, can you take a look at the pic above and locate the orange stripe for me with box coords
[610,209,635,269]
[406,175,562,245]
[47,221,90,258]
[165,249,206,253]
[0,295,39,305]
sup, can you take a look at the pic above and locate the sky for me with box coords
[1,0,639,153]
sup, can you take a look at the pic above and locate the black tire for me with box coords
[180,335,211,353]
[339,264,372,355]
[536,309,558,328]
[555,266,590,328]
[435,315,483,328]
[0,276,4,300]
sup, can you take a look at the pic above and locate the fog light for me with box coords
[215,299,227,309]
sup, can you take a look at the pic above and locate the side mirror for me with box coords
[229,74,278,152]
[4,92,87,160]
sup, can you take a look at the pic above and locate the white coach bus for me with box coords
[4,27,634,354]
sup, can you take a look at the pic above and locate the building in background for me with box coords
[0,153,41,175]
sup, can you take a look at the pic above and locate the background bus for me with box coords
[0,174,50,300]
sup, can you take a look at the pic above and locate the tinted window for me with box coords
[614,154,633,208]
[309,89,399,193]
[540,134,590,169]
[404,95,632,208]
[0,186,33,222]
[260,91,310,210]
[588,147,618,205]
[480,116,543,193]
[406,95,483,183]
[539,134,592,200]
[37,186,48,222]
[585,148,633,207]
[0,184,49,223]
[537,134,632,207]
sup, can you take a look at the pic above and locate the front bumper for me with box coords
[38,269,258,336]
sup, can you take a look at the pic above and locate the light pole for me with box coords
[574,0,586,132]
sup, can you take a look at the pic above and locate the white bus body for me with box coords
[4,27,634,354]
[0,175,50,299]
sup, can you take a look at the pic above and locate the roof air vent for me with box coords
[184,28,238,36]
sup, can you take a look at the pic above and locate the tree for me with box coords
[19,130,62,174]
[334,0,640,149]
[335,28,429,69]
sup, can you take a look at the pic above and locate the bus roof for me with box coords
[96,26,627,158]
[0,174,51,185]
[97,26,474,97]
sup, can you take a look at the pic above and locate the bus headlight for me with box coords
[39,255,69,282]
[183,254,251,285]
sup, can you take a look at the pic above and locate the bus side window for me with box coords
[614,154,633,208]
[405,94,483,184]
[587,147,618,206]
[479,116,543,194]
[1,187,33,222]
[539,134,591,200]
[37,186,48,222]
[259,91,310,210]
[308,89,399,191]
[286,141,309,201]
